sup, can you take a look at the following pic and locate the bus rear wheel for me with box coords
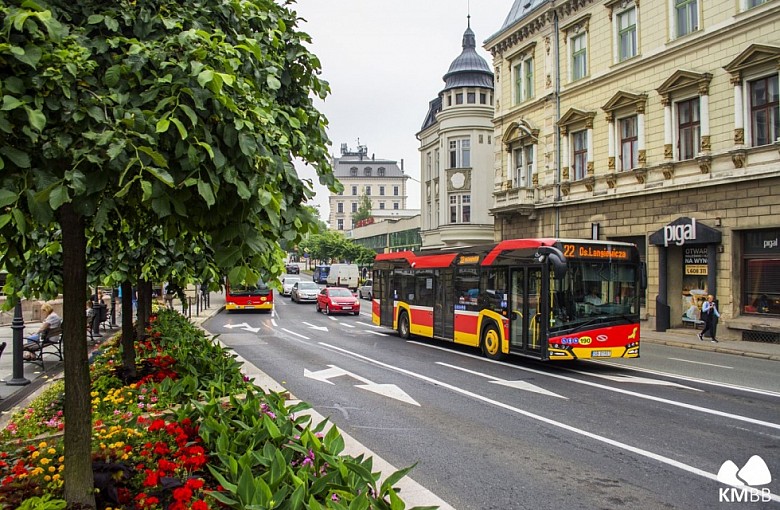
[481,324,504,360]
[398,311,410,339]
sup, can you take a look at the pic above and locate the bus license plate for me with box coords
[592,350,611,357]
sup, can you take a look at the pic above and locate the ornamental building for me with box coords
[485,0,780,340]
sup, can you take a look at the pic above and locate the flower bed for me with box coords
[0,309,428,509]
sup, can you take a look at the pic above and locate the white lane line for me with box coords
[590,359,780,398]
[341,323,355,328]
[328,316,338,321]
[667,358,734,369]
[271,319,278,328]
[282,328,310,340]
[319,342,779,502]
[412,342,780,431]
[357,321,383,329]
[367,330,388,337]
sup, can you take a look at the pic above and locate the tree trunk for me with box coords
[120,280,136,379]
[136,278,150,340]
[58,203,96,508]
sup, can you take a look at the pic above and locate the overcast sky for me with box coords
[291,0,511,219]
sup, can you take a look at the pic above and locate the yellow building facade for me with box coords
[486,0,780,339]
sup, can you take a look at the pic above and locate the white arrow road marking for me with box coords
[304,366,348,384]
[437,362,567,399]
[302,321,328,332]
[304,364,419,406]
[367,330,388,337]
[242,325,261,333]
[224,322,250,329]
[570,372,701,391]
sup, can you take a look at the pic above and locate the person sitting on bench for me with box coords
[24,303,61,359]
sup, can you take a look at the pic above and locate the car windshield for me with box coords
[328,288,353,297]
[284,277,300,285]
[298,282,319,290]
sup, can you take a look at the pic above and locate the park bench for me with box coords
[23,324,63,369]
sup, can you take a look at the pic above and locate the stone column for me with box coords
[561,126,569,180]
[732,74,744,145]
[586,118,594,176]
[699,82,711,152]
[637,104,646,167]
[606,112,615,171]
[662,95,673,159]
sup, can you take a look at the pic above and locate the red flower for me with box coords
[191,500,209,510]
[148,419,166,432]
[186,477,205,490]
[142,471,159,487]
[173,486,193,501]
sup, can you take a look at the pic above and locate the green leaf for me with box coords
[0,146,30,168]
[197,180,215,207]
[137,146,168,168]
[197,69,215,87]
[0,214,11,229]
[2,96,24,111]
[104,65,121,87]
[267,75,281,90]
[156,117,170,133]
[170,117,188,139]
[25,107,46,132]
[145,167,174,187]
[0,189,17,208]
[87,14,104,24]
[12,208,26,234]
[141,180,152,201]
[178,103,198,126]
[48,185,69,210]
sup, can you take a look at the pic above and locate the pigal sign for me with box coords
[664,218,697,247]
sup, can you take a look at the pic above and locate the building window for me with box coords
[513,56,534,104]
[337,219,344,230]
[677,97,700,160]
[365,185,371,196]
[750,76,779,147]
[447,95,452,106]
[426,152,432,180]
[435,149,440,173]
[456,93,463,104]
[744,0,767,9]
[337,202,343,213]
[616,6,637,62]
[467,92,476,103]
[393,186,399,196]
[448,137,471,168]
[379,185,385,196]
[351,185,357,195]
[480,92,486,104]
[351,202,357,213]
[379,202,385,210]
[674,0,698,38]
[393,202,399,210]
[378,167,385,177]
[571,34,587,81]
[513,144,534,188]
[350,167,358,177]
[572,130,588,180]
[449,194,471,223]
[743,229,780,316]
[364,167,372,176]
[619,116,638,171]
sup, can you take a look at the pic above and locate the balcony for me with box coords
[491,181,536,217]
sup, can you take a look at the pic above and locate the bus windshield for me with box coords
[551,259,638,332]
[228,280,271,297]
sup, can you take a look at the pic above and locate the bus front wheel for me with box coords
[398,311,410,339]
[481,324,504,360]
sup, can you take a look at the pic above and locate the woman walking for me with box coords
[698,294,720,343]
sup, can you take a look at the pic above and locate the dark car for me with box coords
[316,287,360,315]
[285,263,300,274]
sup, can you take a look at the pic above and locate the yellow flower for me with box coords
[48,466,56,473]
[58,456,64,463]
[48,448,57,455]
[44,475,51,482]
[39,458,50,465]
[38,441,48,449]
[31,451,40,459]
[31,467,44,476]
[91,391,99,397]
[52,474,61,481]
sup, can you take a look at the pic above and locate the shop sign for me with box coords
[664,218,697,247]
[684,247,708,275]
[744,229,780,255]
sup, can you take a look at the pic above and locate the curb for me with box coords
[642,338,780,361]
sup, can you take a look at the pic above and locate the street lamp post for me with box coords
[7,301,30,386]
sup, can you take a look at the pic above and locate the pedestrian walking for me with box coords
[698,294,720,343]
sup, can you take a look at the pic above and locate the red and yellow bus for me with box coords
[372,238,646,361]
[225,278,273,312]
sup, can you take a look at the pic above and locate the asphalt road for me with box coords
[204,280,780,510]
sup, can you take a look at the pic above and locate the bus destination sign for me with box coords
[562,243,630,260]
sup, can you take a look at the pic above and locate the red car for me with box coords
[316,287,360,315]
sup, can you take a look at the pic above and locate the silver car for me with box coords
[291,281,320,303]
[358,279,373,300]
[281,276,301,297]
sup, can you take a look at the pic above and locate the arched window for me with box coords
[350,167,358,176]
[364,167,372,176]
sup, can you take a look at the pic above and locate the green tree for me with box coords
[353,192,373,225]
[0,0,336,505]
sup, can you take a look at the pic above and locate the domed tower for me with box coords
[417,17,495,250]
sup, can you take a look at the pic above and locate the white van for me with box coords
[326,264,360,291]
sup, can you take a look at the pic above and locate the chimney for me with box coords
[401,159,404,172]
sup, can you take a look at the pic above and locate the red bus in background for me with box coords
[225,278,273,312]
[372,238,646,361]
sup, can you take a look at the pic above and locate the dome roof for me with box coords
[442,20,493,92]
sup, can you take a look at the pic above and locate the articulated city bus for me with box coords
[372,238,646,361]
[225,278,273,312]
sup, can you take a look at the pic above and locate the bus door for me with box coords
[378,271,394,327]
[434,269,454,339]
[509,267,544,354]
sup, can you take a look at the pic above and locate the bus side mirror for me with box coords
[549,253,567,280]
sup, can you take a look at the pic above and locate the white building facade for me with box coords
[417,19,496,250]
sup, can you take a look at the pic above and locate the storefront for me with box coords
[741,228,780,317]
[649,217,722,332]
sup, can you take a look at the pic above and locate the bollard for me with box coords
[110,289,117,327]
[7,301,31,386]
